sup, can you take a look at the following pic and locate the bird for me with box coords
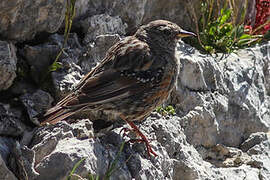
[39,20,196,157]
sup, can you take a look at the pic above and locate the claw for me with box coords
[120,115,158,157]
[120,127,133,138]
[128,138,158,157]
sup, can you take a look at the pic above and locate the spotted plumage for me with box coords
[40,20,196,156]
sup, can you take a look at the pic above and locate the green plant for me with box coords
[189,0,263,54]
[67,142,130,180]
[104,142,126,179]
[49,0,77,72]
[156,105,176,116]
[67,157,86,180]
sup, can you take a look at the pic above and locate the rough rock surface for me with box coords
[20,89,53,125]
[170,43,270,148]
[0,103,25,137]
[0,156,17,180]
[0,0,66,41]
[0,137,16,180]
[0,41,17,91]
[73,0,198,34]
[0,0,269,180]
[2,40,269,180]
[10,115,270,180]
[0,0,199,41]
[80,14,126,44]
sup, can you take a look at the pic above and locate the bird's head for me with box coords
[135,20,196,46]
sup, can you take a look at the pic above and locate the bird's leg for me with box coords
[120,127,133,138]
[120,115,157,157]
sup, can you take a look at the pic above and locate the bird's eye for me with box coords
[164,29,172,36]
[161,27,172,36]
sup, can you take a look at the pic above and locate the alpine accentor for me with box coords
[40,20,196,156]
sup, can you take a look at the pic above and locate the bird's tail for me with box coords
[39,105,79,125]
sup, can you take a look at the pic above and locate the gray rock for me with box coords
[23,44,59,84]
[25,120,131,180]
[74,0,146,33]
[216,165,260,180]
[264,59,270,95]
[21,33,84,98]
[261,42,270,95]
[0,103,25,136]
[197,144,253,168]
[170,42,270,148]
[70,119,94,139]
[0,155,17,180]
[74,0,197,34]
[8,141,39,180]
[246,133,270,179]
[111,0,147,33]
[240,132,268,152]
[81,14,126,44]
[22,33,83,84]
[1,0,270,179]
[20,89,53,125]
[0,41,17,91]
[177,48,224,92]
[138,116,218,180]
[0,137,15,162]
[10,80,37,96]
[80,34,121,73]
[30,121,74,165]
[51,62,83,98]
[0,137,17,180]
[40,33,84,99]
[0,0,66,41]
[13,112,270,180]
[142,0,199,31]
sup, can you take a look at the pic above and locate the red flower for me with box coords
[253,0,270,34]
[245,0,270,34]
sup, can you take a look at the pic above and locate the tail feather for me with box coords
[39,106,84,125]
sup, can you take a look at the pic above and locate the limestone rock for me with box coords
[0,41,17,91]
[170,43,270,148]
[246,132,270,179]
[0,155,17,180]
[80,34,121,73]
[20,89,53,125]
[0,0,66,41]
[0,103,25,136]
[81,14,126,44]
[0,137,17,180]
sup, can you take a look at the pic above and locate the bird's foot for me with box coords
[120,116,157,157]
[120,127,133,138]
[128,137,157,157]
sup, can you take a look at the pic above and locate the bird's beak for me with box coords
[177,29,197,38]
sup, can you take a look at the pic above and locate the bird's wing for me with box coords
[40,37,160,125]
[52,37,155,110]
[75,36,153,90]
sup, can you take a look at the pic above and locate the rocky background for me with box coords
[0,0,270,180]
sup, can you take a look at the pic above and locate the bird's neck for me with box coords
[135,30,177,52]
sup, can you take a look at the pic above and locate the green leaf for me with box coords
[204,45,214,53]
[239,34,252,40]
[49,62,62,72]
[209,26,217,36]
[67,157,86,180]
[219,9,231,24]
[104,142,125,180]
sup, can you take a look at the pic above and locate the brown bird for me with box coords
[40,20,196,156]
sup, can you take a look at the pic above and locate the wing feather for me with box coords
[40,36,155,124]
